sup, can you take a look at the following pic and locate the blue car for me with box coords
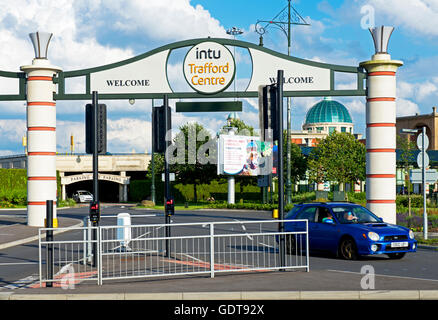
[284,202,417,260]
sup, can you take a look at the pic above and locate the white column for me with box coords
[21,34,62,227]
[360,54,402,224]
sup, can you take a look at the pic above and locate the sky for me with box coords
[0,0,437,155]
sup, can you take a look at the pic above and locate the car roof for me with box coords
[296,202,359,207]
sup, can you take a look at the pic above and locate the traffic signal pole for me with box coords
[163,95,172,257]
[276,70,285,269]
[91,91,100,267]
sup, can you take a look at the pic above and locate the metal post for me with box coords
[277,70,285,269]
[210,223,215,278]
[163,94,171,257]
[227,128,236,204]
[422,126,428,240]
[151,99,156,204]
[92,91,99,267]
[46,199,53,287]
[286,0,292,205]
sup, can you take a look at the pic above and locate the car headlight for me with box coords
[409,230,415,239]
[368,231,380,241]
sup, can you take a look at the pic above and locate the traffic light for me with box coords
[86,103,107,154]
[258,84,279,142]
[165,197,175,216]
[89,201,100,223]
[152,105,171,153]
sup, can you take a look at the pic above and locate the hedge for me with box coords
[0,169,27,205]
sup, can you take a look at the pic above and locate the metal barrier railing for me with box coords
[39,219,309,287]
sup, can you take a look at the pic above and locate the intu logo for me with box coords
[195,47,221,59]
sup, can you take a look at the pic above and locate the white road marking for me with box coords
[0,262,38,266]
[327,269,438,282]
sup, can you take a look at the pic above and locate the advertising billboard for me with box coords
[218,135,272,176]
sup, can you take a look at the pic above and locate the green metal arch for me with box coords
[0,37,366,101]
[62,37,364,76]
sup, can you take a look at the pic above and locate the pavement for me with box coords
[0,210,438,301]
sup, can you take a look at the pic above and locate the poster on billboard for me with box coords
[217,135,272,176]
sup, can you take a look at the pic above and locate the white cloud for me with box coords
[417,81,437,101]
[107,118,151,153]
[396,98,420,117]
[397,79,438,102]
[346,99,366,115]
[0,119,26,154]
[56,120,85,153]
[369,0,438,37]
[89,0,227,41]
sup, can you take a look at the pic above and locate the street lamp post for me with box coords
[254,1,310,204]
[225,27,243,205]
[226,27,243,100]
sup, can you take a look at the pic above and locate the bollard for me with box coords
[272,209,279,219]
[46,200,53,287]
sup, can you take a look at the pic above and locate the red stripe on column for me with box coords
[27,76,53,81]
[368,71,396,76]
[28,127,56,131]
[28,177,57,181]
[367,123,395,127]
[367,97,396,102]
[367,148,396,152]
[28,201,57,205]
[367,200,395,204]
[27,102,56,106]
[28,152,56,156]
[366,174,396,178]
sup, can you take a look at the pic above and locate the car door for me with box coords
[314,206,339,252]
[296,206,318,250]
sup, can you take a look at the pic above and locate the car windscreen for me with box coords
[285,206,301,219]
[331,206,380,224]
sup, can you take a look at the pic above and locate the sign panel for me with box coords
[417,152,430,168]
[410,169,438,183]
[90,50,172,94]
[175,101,242,112]
[61,173,130,185]
[183,41,235,94]
[246,48,331,92]
[218,135,260,176]
[417,133,429,150]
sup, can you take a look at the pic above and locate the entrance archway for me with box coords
[0,27,402,226]
[61,173,130,202]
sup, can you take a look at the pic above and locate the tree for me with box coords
[146,122,217,203]
[171,122,217,202]
[307,132,366,191]
[282,130,307,185]
[222,118,257,136]
[397,134,416,216]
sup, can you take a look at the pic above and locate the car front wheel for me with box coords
[338,237,358,260]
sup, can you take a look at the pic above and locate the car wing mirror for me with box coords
[322,218,335,224]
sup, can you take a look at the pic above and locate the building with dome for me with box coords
[291,97,358,147]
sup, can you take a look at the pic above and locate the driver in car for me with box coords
[344,211,358,221]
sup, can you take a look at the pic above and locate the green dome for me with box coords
[305,97,352,124]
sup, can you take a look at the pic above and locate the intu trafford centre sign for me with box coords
[183,41,235,94]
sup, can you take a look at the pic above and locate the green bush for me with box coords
[0,169,27,206]
[396,195,426,208]
[58,198,76,207]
